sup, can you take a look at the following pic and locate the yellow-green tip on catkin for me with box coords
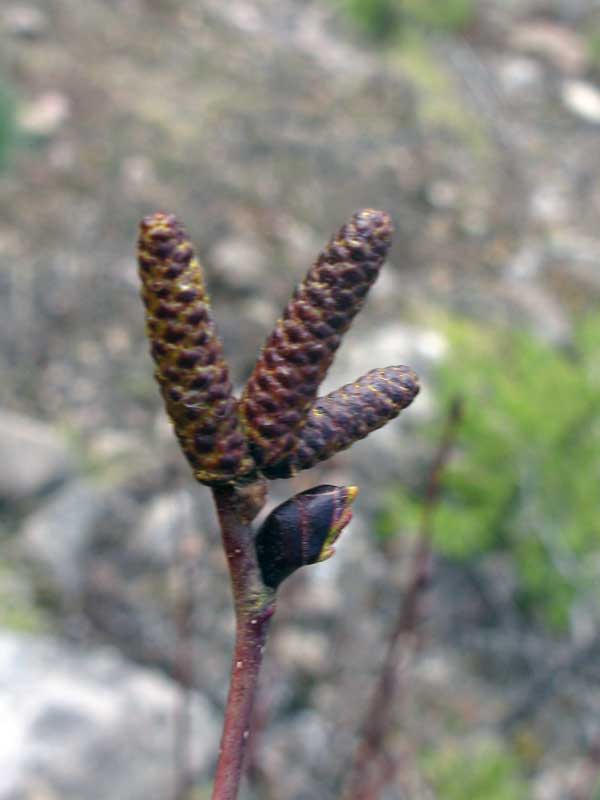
[138,212,254,485]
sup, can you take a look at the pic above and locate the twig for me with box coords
[211,483,275,800]
[245,570,309,797]
[343,397,463,800]
[244,685,272,794]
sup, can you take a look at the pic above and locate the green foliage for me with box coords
[424,740,527,800]
[378,314,600,630]
[586,27,600,71]
[0,564,47,633]
[402,0,475,32]
[339,0,476,42]
[182,787,211,800]
[341,0,400,41]
[0,77,17,170]
[338,2,486,147]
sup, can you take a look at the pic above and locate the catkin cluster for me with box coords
[137,209,419,487]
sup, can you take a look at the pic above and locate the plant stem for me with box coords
[211,483,275,800]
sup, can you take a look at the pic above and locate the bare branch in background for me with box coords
[343,397,463,800]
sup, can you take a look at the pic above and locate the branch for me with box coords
[211,482,274,800]
[343,397,463,800]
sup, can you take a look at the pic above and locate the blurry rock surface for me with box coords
[22,480,104,598]
[0,632,218,800]
[0,410,73,501]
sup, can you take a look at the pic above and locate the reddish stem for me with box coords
[212,604,274,800]
[211,484,275,800]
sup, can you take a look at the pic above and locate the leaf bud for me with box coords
[255,484,358,589]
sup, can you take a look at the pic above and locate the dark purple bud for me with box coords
[254,485,358,589]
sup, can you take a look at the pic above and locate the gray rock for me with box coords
[128,488,198,568]
[561,80,600,124]
[22,481,105,597]
[510,21,587,76]
[3,4,47,38]
[549,235,600,294]
[0,410,73,501]
[209,234,270,292]
[274,628,331,674]
[63,484,232,684]
[322,322,445,427]
[503,272,570,345]
[0,632,218,800]
[17,91,71,139]
[498,57,543,96]
[260,711,333,800]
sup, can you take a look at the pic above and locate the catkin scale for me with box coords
[263,366,420,479]
[241,209,393,468]
[138,213,254,484]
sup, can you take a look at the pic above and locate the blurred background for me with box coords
[1,1,600,798]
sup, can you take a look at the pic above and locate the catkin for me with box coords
[138,213,254,484]
[241,209,393,468]
[263,366,419,479]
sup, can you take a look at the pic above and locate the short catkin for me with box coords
[263,366,420,479]
[138,213,254,485]
[240,209,393,469]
